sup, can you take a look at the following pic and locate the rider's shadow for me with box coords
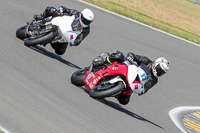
[79,86,163,129]
[28,45,81,69]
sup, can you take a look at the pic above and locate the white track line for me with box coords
[0,125,11,133]
[78,0,200,47]
[169,106,200,133]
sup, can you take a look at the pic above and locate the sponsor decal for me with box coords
[134,84,138,90]
[112,66,118,70]
[90,82,93,88]
[90,85,93,88]
[86,73,96,85]
[91,73,95,78]
[70,35,73,40]
[86,74,92,82]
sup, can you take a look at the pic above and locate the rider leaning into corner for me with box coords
[34,6,94,55]
[92,51,170,105]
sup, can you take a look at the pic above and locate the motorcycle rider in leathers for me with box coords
[92,51,170,105]
[34,6,94,55]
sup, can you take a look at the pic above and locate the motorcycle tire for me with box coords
[89,81,125,99]
[24,32,55,47]
[71,69,86,86]
[16,25,27,40]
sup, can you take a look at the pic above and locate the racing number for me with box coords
[141,73,147,81]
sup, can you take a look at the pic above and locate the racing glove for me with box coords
[33,14,44,21]
[58,6,64,13]
[138,90,145,96]
[126,52,135,64]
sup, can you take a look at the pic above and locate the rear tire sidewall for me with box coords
[16,25,27,40]
[71,69,86,86]
[89,81,125,99]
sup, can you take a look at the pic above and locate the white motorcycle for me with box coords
[16,14,81,47]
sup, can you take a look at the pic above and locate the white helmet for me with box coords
[79,8,94,28]
[152,57,169,78]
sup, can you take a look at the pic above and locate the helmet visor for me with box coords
[81,13,92,26]
[156,64,166,77]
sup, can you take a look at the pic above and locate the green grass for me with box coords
[84,0,200,44]
[0,129,5,133]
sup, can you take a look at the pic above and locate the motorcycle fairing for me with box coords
[128,63,150,94]
[127,65,138,86]
[51,16,81,43]
[84,62,128,91]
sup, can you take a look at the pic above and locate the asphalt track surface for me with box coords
[0,0,200,133]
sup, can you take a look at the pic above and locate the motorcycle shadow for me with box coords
[79,86,163,129]
[28,45,81,69]
[98,99,163,129]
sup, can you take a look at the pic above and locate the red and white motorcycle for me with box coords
[16,14,80,47]
[71,59,151,99]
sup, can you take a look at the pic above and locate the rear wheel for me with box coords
[16,25,27,40]
[24,32,55,47]
[71,69,86,86]
[89,81,125,99]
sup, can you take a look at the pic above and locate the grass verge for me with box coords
[84,0,200,44]
[0,129,5,133]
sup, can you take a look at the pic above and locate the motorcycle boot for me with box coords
[116,95,131,105]
[50,42,68,55]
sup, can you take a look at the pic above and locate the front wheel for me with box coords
[16,25,27,40]
[24,32,55,47]
[71,69,86,86]
[89,81,125,99]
